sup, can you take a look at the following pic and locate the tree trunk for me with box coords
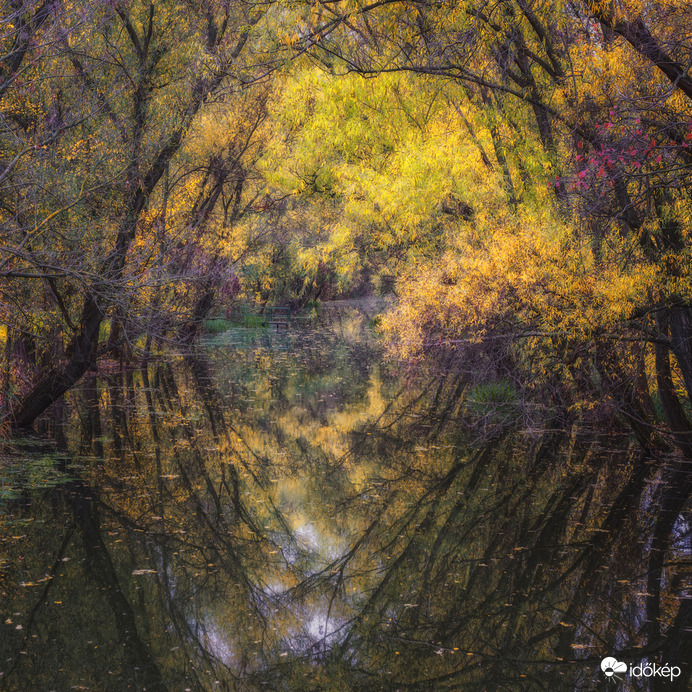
[668,304,692,403]
[9,297,103,430]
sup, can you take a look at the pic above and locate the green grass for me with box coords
[202,318,233,333]
[466,380,519,420]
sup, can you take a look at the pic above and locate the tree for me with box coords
[295,0,692,446]
[1,0,280,429]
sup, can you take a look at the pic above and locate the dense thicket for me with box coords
[2,0,692,481]
[225,0,692,499]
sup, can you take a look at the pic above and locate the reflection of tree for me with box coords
[1,347,308,689]
[299,364,691,691]
[71,480,168,691]
[1,327,689,690]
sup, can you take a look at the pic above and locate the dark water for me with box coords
[1,308,690,691]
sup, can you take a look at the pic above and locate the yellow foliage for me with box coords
[384,213,666,359]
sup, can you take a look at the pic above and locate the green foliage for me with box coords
[202,318,233,334]
[466,380,519,419]
[240,314,270,328]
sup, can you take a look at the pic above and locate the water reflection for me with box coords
[1,311,690,690]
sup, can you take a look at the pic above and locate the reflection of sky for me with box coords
[294,518,346,563]
[672,512,691,556]
[201,617,236,667]
[306,604,347,647]
[196,320,385,662]
[295,522,325,553]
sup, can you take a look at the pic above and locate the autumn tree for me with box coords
[0,0,283,429]
[290,0,692,432]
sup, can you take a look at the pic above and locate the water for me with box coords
[1,307,689,690]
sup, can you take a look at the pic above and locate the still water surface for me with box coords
[1,306,689,690]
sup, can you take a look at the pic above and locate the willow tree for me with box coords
[0,0,284,429]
